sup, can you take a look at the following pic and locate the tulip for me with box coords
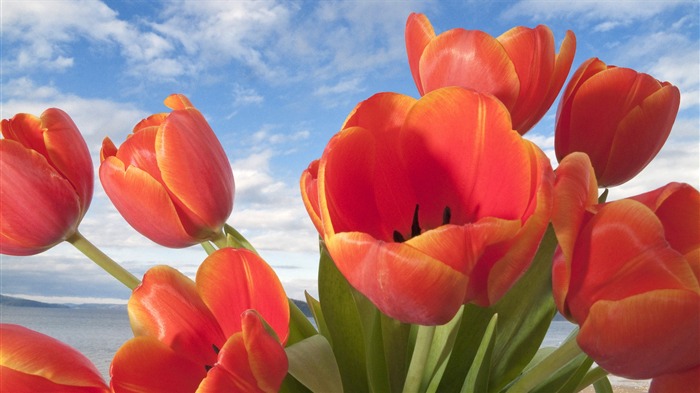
[552,153,700,380]
[300,159,322,234]
[100,94,234,248]
[308,87,553,325]
[405,12,575,134]
[110,247,289,392]
[650,366,700,393]
[0,108,93,255]
[0,324,109,393]
[554,58,681,187]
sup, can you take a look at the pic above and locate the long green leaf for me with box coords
[461,314,498,393]
[286,334,344,393]
[287,298,318,346]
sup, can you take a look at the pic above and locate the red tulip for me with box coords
[1,108,93,255]
[554,58,681,187]
[100,94,234,248]
[311,87,553,325]
[405,12,575,134]
[552,153,700,379]
[650,366,700,393]
[0,324,109,393]
[300,159,322,234]
[110,247,289,392]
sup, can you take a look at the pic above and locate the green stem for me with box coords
[506,335,584,393]
[67,231,141,290]
[576,366,609,391]
[210,229,228,249]
[402,325,436,393]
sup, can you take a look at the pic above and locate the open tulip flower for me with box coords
[555,58,681,187]
[0,108,93,255]
[552,153,700,383]
[405,12,576,134]
[110,247,289,392]
[304,87,553,325]
[100,94,235,248]
[0,324,109,393]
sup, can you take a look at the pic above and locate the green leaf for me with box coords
[424,306,465,391]
[223,224,259,254]
[305,292,330,340]
[461,314,498,393]
[287,298,318,346]
[380,313,412,393]
[286,334,344,393]
[593,377,613,393]
[526,354,593,393]
[318,243,369,392]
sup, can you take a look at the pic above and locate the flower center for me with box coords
[205,344,221,371]
[393,204,451,242]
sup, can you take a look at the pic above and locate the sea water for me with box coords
[1,305,649,390]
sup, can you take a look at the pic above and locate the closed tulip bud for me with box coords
[100,94,235,248]
[555,58,681,187]
[405,12,576,135]
[552,153,700,381]
[1,108,93,255]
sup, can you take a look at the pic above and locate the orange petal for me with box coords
[128,265,226,366]
[578,290,700,379]
[99,156,198,247]
[1,113,48,158]
[300,160,322,234]
[0,140,80,255]
[0,324,108,392]
[156,105,234,235]
[164,93,195,110]
[196,248,290,344]
[418,29,520,108]
[110,337,206,393]
[132,113,168,134]
[650,366,700,393]
[405,12,435,95]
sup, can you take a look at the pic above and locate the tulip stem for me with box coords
[505,335,584,393]
[402,325,436,393]
[67,231,141,290]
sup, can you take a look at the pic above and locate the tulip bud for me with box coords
[555,58,681,187]
[100,94,234,248]
[0,109,93,255]
[405,12,576,134]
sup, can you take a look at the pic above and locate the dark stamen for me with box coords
[393,230,406,243]
[212,344,220,354]
[411,204,421,238]
[442,206,451,225]
[205,365,213,371]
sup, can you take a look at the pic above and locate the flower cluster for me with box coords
[1,12,697,393]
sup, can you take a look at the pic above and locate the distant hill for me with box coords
[0,294,69,308]
[292,299,312,317]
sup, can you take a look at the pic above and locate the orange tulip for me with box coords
[309,87,553,325]
[554,58,681,187]
[100,94,234,248]
[405,12,575,134]
[300,159,322,234]
[1,108,93,255]
[110,247,289,392]
[0,324,109,393]
[552,153,700,379]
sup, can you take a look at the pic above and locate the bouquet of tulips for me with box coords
[1,12,698,393]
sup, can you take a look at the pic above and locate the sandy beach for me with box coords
[580,384,649,393]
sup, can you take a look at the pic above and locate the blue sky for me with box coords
[1,0,698,304]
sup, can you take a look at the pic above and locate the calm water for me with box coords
[1,306,648,390]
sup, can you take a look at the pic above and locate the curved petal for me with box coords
[1,114,48,159]
[0,140,80,255]
[156,104,234,235]
[128,266,226,366]
[405,12,435,95]
[578,290,700,379]
[40,108,94,214]
[601,83,680,186]
[0,324,108,392]
[418,29,520,108]
[650,366,700,393]
[99,156,198,247]
[197,311,288,393]
[327,231,468,325]
[132,113,168,134]
[114,126,164,184]
[566,200,700,323]
[300,160,322,234]
[110,337,206,393]
[196,248,290,344]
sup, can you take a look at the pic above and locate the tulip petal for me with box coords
[405,12,435,95]
[198,311,288,393]
[1,114,47,157]
[418,29,520,108]
[300,160,322,234]
[566,200,700,322]
[128,265,226,366]
[99,156,198,247]
[114,126,164,184]
[110,337,206,393]
[0,324,108,392]
[132,113,168,134]
[650,366,700,393]
[156,106,234,235]
[196,248,290,344]
[578,290,700,379]
[0,140,80,255]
